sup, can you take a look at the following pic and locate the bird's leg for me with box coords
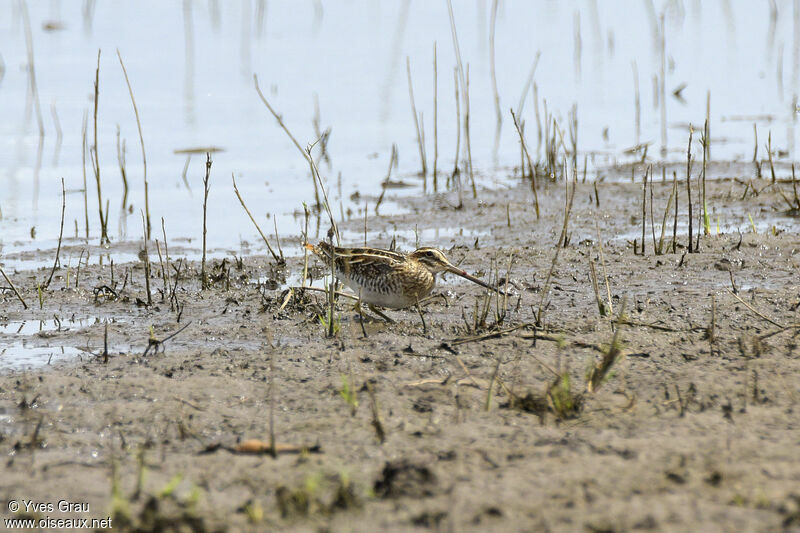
[356,293,368,337]
[419,292,449,307]
[414,299,427,334]
[367,304,395,323]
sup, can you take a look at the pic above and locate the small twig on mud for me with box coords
[449,323,528,346]
[587,298,627,393]
[364,381,386,444]
[727,289,785,328]
[0,265,28,309]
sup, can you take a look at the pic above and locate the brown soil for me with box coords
[1,167,800,532]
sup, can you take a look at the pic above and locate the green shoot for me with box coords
[339,374,358,415]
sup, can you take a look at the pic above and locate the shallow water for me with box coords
[0,344,84,372]
[1,1,797,263]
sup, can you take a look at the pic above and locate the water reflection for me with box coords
[0,2,797,262]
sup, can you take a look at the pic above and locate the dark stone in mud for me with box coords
[411,510,448,528]
[374,459,438,499]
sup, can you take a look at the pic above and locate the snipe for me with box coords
[305,242,497,320]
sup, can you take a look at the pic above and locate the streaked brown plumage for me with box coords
[305,242,496,309]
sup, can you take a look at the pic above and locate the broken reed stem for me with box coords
[306,145,339,244]
[727,288,785,328]
[0,265,28,309]
[117,49,150,239]
[702,118,709,236]
[793,164,800,208]
[272,215,284,261]
[141,210,152,306]
[92,49,108,244]
[327,232,336,338]
[672,171,678,253]
[433,41,438,192]
[753,123,762,178]
[115,126,129,209]
[201,153,211,289]
[537,174,576,326]
[452,67,462,194]
[446,0,475,198]
[254,75,338,243]
[587,298,627,393]
[231,174,281,263]
[365,381,386,444]
[43,178,66,289]
[156,239,167,299]
[510,109,540,218]
[302,203,310,288]
[406,56,427,176]
[767,130,776,184]
[594,220,613,315]
[686,127,694,253]
[161,218,171,300]
[464,64,476,198]
[649,166,657,253]
[375,144,397,215]
[489,0,501,164]
[81,110,89,240]
[253,74,321,210]
[641,166,647,256]
[658,177,675,254]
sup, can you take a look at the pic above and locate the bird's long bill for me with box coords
[445,264,502,293]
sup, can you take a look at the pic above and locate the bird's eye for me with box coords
[426,251,434,257]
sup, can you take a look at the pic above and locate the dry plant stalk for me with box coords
[141,210,152,306]
[594,220,613,315]
[91,49,109,244]
[451,67,462,196]
[433,41,438,192]
[510,109,540,218]
[657,177,676,254]
[587,298,627,393]
[640,166,647,255]
[406,56,427,176]
[375,144,397,215]
[447,0,475,198]
[365,381,386,444]
[81,110,89,239]
[536,171,576,326]
[117,49,150,239]
[254,74,339,243]
[489,0,501,163]
[43,178,66,289]
[0,266,28,309]
[253,74,322,210]
[686,127,694,252]
[231,174,282,263]
[201,154,212,289]
[302,203,310,287]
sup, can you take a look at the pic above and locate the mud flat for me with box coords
[1,167,799,532]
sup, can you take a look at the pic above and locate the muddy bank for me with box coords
[1,170,800,532]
